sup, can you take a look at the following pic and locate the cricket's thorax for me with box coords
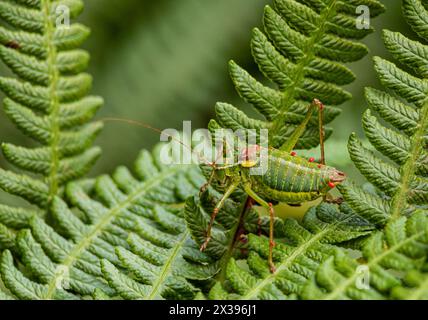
[243,148,345,203]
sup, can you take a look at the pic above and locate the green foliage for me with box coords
[2,0,428,302]
[299,0,428,301]
[0,0,103,211]
[339,0,428,226]
[391,270,428,300]
[0,286,13,300]
[302,211,428,299]
[0,147,217,300]
[210,0,385,149]
[209,204,374,299]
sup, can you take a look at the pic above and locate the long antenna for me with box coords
[100,117,215,166]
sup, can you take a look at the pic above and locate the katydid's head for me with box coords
[239,145,261,168]
[328,168,346,188]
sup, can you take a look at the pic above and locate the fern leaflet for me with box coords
[209,204,374,299]
[339,0,428,225]
[211,0,385,149]
[0,146,214,300]
[0,0,103,212]
[391,270,428,300]
[302,211,428,299]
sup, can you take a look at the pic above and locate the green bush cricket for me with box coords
[102,99,346,273]
[198,99,346,272]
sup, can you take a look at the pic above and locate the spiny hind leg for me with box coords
[314,99,332,201]
[315,99,326,166]
[243,184,276,273]
[200,179,241,252]
[279,98,326,165]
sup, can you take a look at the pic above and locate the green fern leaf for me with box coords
[0,223,15,251]
[0,0,103,212]
[0,204,43,252]
[0,147,212,300]
[209,203,374,299]
[391,270,428,300]
[339,0,428,225]
[212,0,384,148]
[0,287,14,300]
[302,211,428,299]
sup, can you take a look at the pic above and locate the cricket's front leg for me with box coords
[243,184,277,273]
[200,179,241,252]
[199,166,216,195]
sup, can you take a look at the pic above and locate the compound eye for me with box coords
[329,170,346,183]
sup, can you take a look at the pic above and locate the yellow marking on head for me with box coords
[241,160,258,168]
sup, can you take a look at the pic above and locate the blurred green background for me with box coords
[0,0,416,206]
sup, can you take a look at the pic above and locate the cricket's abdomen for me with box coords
[249,149,329,203]
[262,149,328,192]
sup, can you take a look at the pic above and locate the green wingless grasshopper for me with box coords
[102,99,346,273]
[197,98,346,273]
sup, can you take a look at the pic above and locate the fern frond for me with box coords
[0,0,103,210]
[0,287,14,300]
[211,0,384,149]
[391,270,428,300]
[0,147,211,300]
[0,223,15,251]
[339,0,428,225]
[209,204,374,299]
[302,211,428,300]
[0,204,43,252]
